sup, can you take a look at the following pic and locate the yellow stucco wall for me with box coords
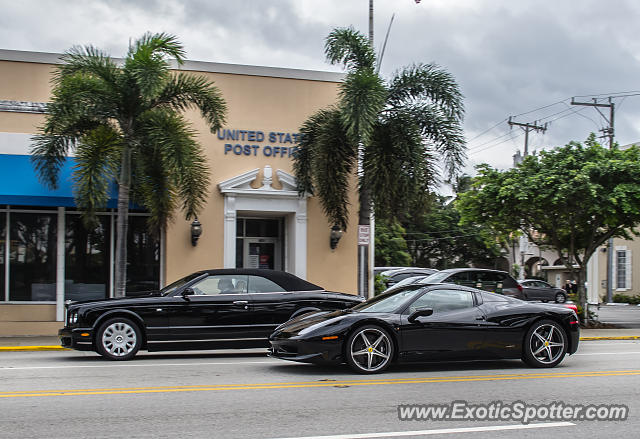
[0,54,359,304]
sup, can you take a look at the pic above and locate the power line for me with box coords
[466,119,508,143]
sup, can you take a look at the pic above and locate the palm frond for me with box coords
[364,113,436,219]
[339,69,387,144]
[138,109,210,224]
[153,73,227,132]
[296,109,357,231]
[325,27,376,71]
[387,63,464,120]
[72,125,121,224]
[56,45,120,85]
[125,33,185,100]
[30,134,76,189]
[397,103,466,179]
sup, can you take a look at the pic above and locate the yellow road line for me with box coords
[1,369,639,398]
[0,346,68,351]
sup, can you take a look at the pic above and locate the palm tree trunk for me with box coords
[114,147,132,298]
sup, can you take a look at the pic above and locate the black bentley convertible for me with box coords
[59,269,363,360]
[269,284,580,373]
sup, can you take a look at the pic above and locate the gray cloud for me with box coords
[2,0,640,172]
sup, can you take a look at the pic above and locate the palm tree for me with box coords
[294,27,465,231]
[31,32,227,297]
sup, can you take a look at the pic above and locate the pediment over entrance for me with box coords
[218,165,302,198]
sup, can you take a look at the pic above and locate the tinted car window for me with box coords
[248,275,286,293]
[408,289,474,315]
[353,287,424,313]
[190,275,248,295]
[389,273,415,283]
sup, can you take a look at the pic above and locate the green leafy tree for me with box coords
[404,195,503,269]
[31,33,227,297]
[457,135,640,318]
[374,220,411,267]
[293,27,465,232]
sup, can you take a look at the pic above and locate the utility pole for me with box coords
[571,97,615,305]
[508,118,546,282]
[507,117,548,156]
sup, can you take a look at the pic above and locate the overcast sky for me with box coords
[2,0,640,176]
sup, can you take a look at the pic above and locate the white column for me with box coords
[293,198,307,279]
[223,196,237,268]
[55,207,65,321]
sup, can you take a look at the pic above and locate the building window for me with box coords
[0,207,160,302]
[9,212,57,301]
[125,215,160,293]
[616,250,627,289]
[65,214,110,301]
[0,213,5,301]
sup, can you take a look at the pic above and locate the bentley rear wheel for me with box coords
[523,319,567,368]
[96,317,142,361]
[345,325,394,374]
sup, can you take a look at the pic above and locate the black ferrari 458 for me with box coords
[269,284,580,373]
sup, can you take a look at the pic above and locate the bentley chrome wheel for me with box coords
[347,326,393,373]
[96,317,142,360]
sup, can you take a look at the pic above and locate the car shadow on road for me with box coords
[263,359,537,377]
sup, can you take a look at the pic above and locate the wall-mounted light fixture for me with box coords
[191,218,202,246]
[329,225,343,250]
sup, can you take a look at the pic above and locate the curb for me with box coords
[0,346,68,351]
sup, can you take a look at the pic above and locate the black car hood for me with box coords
[67,292,163,310]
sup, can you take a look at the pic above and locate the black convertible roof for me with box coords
[199,269,324,291]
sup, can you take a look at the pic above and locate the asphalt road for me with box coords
[0,341,639,439]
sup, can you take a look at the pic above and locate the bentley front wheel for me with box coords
[96,317,142,361]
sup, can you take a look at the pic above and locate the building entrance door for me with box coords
[236,217,284,270]
[243,238,281,270]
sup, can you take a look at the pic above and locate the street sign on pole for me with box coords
[358,225,370,246]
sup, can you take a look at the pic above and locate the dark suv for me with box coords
[418,268,523,299]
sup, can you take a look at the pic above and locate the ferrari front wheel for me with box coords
[345,325,394,374]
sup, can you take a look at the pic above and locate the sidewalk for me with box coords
[0,328,638,351]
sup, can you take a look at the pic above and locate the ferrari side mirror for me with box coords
[408,307,434,323]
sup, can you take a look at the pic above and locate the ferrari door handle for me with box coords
[475,315,486,321]
[233,300,249,305]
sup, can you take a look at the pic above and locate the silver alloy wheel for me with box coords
[555,293,566,303]
[349,328,392,372]
[530,323,565,365]
[101,321,138,357]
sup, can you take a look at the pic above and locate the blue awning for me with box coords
[0,154,118,208]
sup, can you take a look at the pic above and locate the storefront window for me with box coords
[126,216,160,293]
[65,215,110,301]
[9,212,57,301]
[0,213,5,301]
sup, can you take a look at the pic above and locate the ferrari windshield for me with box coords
[352,287,425,313]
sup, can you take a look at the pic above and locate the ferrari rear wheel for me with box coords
[345,325,394,374]
[96,317,142,361]
[523,319,567,368]
[555,292,567,303]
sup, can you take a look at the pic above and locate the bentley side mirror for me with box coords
[408,307,434,323]
[181,288,194,300]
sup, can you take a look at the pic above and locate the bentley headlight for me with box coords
[69,312,78,324]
